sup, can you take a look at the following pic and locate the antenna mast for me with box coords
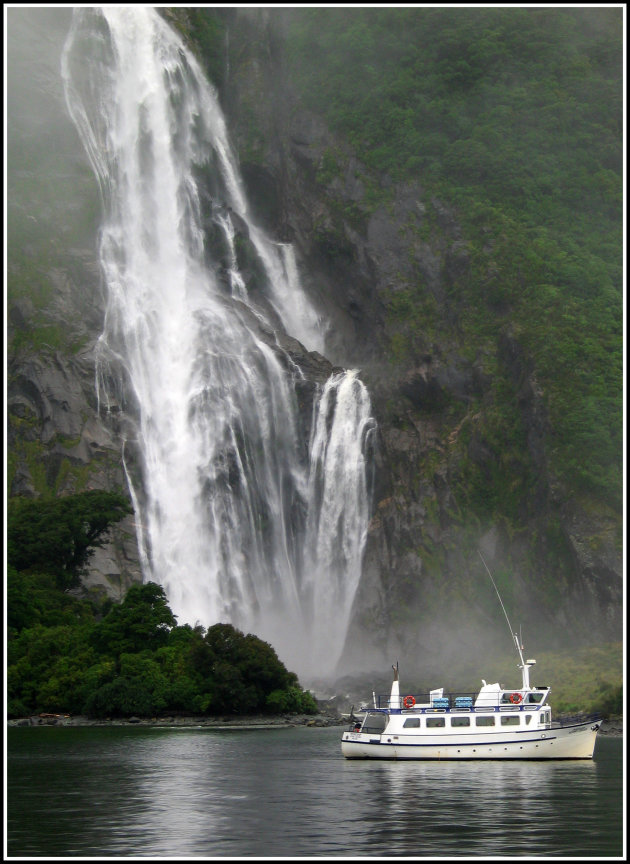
[478,550,525,668]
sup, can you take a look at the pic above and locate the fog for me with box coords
[7,7,98,262]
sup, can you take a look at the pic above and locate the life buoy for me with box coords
[510,692,523,705]
[403,695,416,709]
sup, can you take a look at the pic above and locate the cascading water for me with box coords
[61,6,375,678]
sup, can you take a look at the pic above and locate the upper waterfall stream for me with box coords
[61,6,375,678]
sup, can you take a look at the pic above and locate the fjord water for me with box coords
[7,727,623,857]
[60,7,375,678]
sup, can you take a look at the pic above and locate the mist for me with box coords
[7,8,96,257]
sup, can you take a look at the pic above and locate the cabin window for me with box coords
[526,692,544,704]
[501,716,520,726]
[364,713,388,732]
[525,715,532,725]
[475,716,495,727]
[426,717,445,728]
[403,718,421,728]
[451,716,470,727]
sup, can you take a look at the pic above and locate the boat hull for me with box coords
[341,721,600,760]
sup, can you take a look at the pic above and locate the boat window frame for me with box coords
[525,692,545,704]
[475,715,496,727]
[426,716,446,728]
[361,711,388,733]
[450,716,471,727]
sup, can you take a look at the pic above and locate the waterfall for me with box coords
[61,6,374,678]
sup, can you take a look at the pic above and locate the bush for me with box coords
[7,699,30,719]
[84,677,156,718]
[598,684,622,718]
[266,686,318,714]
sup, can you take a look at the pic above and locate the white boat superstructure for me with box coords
[341,658,601,760]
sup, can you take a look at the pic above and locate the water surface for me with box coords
[7,726,623,858]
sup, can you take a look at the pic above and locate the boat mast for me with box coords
[390,661,401,709]
[479,551,534,690]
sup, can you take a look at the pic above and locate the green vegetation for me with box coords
[452,641,623,717]
[538,643,623,717]
[7,492,318,720]
[168,7,226,88]
[283,8,622,512]
[7,490,133,591]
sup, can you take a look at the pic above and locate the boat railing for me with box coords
[373,691,477,709]
[374,690,546,709]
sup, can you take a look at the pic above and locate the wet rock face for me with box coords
[9,353,92,446]
[7,340,143,596]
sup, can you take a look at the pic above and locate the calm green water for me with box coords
[6,726,624,858]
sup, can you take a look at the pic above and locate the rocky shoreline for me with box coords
[597,718,623,736]
[8,713,622,735]
[8,712,347,729]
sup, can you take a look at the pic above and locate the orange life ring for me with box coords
[510,692,523,705]
[403,695,416,709]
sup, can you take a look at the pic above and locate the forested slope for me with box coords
[179,5,623,666]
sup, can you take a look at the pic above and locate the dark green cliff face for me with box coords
[182,7,622,662]
[6,8,622,678]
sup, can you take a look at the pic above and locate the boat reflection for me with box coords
[353,757,599,856]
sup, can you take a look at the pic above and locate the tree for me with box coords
[83,677,155,718]
[90,582,177,657]
[196,623,312,715]
[6,565,42,633]
[7,490,133,589]
[266,686,318,714]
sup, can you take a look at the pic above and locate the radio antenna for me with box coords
[478,550,525,667]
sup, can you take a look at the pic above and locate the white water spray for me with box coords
[61,7,374,677]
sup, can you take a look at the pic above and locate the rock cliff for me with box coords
[6,8,621,677]
[206,8,622,669]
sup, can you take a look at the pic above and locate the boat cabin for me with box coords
[351,655,553,738]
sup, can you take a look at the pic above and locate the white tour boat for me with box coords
[341,659,601,760]
[341,554,602,760]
